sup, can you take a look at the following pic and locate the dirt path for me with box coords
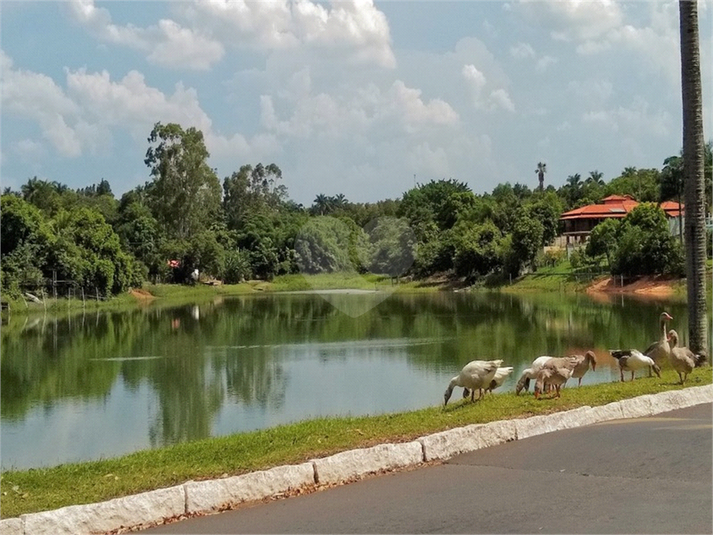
[587,275,677,297]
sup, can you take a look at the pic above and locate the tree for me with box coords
[510,209,544,273]
[587,170,604,186]
[660,154,684,244]
[611,204,683,277]
[586,218,620,268]
[144,122,222,241]
[223,163,286,229]
[679,0,708,353]
[535,162,547,191]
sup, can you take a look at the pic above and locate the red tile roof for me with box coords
[560,198,684,221]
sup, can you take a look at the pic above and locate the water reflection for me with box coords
[0,291,694,469]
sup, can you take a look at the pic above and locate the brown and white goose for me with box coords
[667,329,706,385]
[444,359,503,406]
[609,349,661,382]
[515,356,554,395]
[570,351,597,386]
[643,312,674,364]
[534,356,578,399]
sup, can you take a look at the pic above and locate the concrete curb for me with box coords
[2,384,711,535]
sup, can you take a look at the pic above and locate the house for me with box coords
[559,195,684,246]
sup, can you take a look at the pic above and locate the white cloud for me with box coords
[517,0,624,43]
[510,42,535,59]
[490,89,515,112]
[68,0,224,70]
[1,51,83,156]
[260,79,458,139]
[184,0,396,68]
[1,52,274,162]
[462,64,487,92]
[581,97,671,138]
[536,55,558,72]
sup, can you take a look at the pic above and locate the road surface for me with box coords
[146,403,712,534]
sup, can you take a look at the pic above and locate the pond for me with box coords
[0,290,689,470]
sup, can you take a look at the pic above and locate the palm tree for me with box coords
[679,0,708,353]
[535,162,547,191]
[586,170,605,185]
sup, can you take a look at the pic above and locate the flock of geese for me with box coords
[444,312,707,406]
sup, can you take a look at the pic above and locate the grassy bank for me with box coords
[1,273,457,317]
[1,368,710,519]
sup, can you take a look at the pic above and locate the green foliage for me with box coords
[398,179,474,234]
[524,192,563,245]
[610,204,683,276]
[223,249,252,283]
[144,122,222,240]
[451,220,502,279]
[363,217,416,277]
[606,168,661,202]
[294,216,356,274]
[223,163,286,230]
[510,210,544,273]
[586,218,621,267]
[0,195,54,257]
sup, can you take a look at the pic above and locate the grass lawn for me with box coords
[1,368,710,518]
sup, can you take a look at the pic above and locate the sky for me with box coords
[1,0,711,206]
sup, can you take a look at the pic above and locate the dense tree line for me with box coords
[1,121,711,299]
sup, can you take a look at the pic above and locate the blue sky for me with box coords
[1,0,711,206]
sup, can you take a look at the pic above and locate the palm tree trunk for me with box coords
[679,0,708,354]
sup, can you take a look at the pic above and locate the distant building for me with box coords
[559,195,684,246]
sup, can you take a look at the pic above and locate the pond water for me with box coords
[0,290,689,470]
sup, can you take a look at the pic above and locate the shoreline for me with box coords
[0,273,688,317]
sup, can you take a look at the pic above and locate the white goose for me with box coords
[487,366,515,393]
[444,360,503,406]
[609,349,661,382]
[515,356,554,395]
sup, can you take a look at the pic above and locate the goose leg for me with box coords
[620,368,625,382]
[630,370,635,381]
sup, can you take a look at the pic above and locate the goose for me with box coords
[485,366,515,394]
[609,349,661,382]
[444,359,503,406]
[515,356,554,395]
[571,351,597,386]
[643,312,674,365]
[667,330,706,385]
[533,356,579,399]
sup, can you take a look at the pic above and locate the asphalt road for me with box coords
[146,403,712,534]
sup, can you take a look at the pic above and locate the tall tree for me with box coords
[679,0,708,354]
[660,154,684,244]
[144,122,221,240]
[587,170,604,185]
[535,162,547,191]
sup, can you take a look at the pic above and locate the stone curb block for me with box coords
[651,384,713,414]
[185,463,314,515]
[0,517,23,535]
[514,406,595,440]
[311,442,423,485]
[418,424,482,462]
[418,420,517,462]
[618,393,656,419]
[20,484,185,535]
[586,401,625,423]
